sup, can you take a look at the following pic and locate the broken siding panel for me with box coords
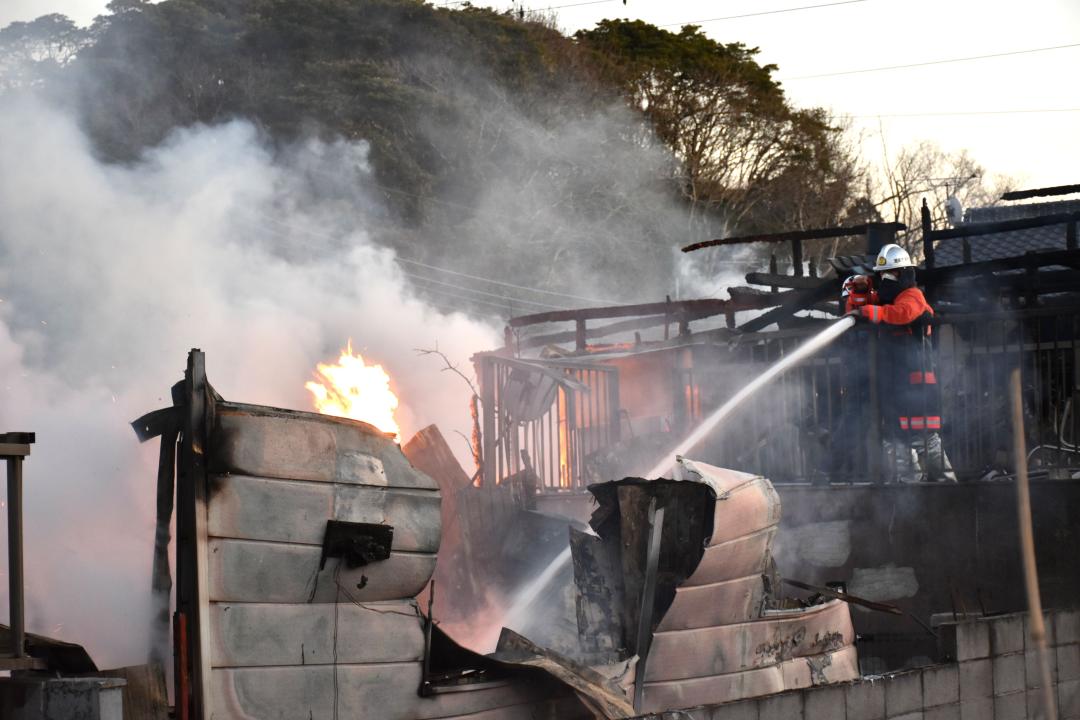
[210,664,567,720]
[207,539,437,603]
[655,575,765,631]
[680,528,776,587]
[210,407,437,490]
[208,601,424,668]
[640,644,859,713]
[645,599,855,682]
[207,474,441,551]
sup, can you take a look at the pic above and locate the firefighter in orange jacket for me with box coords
[850,244,956,482]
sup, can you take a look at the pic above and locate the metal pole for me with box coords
[1009,368,1057,720]
[7,456,25,658]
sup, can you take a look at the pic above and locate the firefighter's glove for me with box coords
[844,309,868,323]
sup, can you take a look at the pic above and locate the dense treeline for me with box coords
[0,0,870,307]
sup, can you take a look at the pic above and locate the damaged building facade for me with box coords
[2,187,1079,720]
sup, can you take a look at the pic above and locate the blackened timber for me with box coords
[1001,184,1080,201]
[681,222,905,253]
[927,211,1080,241]
[745,272,827,290]
[918,249,1080,282]
[921,199,935,269]
[508,299,733,328]
[736,280,839,333]
[520,315,670,349]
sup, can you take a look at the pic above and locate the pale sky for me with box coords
[4,0,1079,188]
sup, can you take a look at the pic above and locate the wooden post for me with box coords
[633,498,665,712]
[1008,369,1058,720]
[769,254,778,294]
[479,357,496,488]
[962,238,972,264]
[865,223,896,257]
[921,198,935,269]
[791,238,804,277]
[1,435,33,660]
[575,319,587,352]
[867,333,882,484]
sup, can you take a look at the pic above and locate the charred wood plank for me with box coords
[682,223,905,252]
[1001,184,1080,201]
[919,249,1080,283]
[736,280,839,333]
[927,211,1080,241]
[508,299,732,328]
[745,272,827,290]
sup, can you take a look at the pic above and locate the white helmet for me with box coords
[873,243,913,272]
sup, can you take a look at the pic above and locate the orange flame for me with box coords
[305,341,401,438]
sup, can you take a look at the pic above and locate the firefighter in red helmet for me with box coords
[849,244,956,482]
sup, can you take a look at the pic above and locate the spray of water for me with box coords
[645,316,856,478]
[501,546,572,633]
[493,317,855,647]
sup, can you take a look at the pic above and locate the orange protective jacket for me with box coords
[859,287,933,326]
[859,286,940,434]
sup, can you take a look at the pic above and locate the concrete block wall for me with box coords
[0,676,125,720]
[639,608,1080,720]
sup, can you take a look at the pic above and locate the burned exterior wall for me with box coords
[151,351,589,720]
[572,459,859,714]
[540,479,1080,675]
[773,481,1080,674]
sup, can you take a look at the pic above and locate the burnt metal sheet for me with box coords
[210,405,436,490]
[210,663,574,720]
[207,474,441,552]
[680,528,776,588]
[640,644,859,713]
[645,599,854,683]
[207,538,436,603]
[208,601,423,668]
[654,575,765,631]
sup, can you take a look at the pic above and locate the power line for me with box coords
[236,209,618,307]
[394,256,616,305]
[402,271,569,309]
[440,0,617,10]
[662,0,869,27]
[407,279,521,313]
[849,108,1080,119]
[785,42,1080,80]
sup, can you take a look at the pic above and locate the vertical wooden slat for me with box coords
[479,357,496,488]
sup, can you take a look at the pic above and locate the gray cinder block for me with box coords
[924,704,959,720]
[993,653,1026,696]
[990,616,1025,656]
[923,665,960,708]
[847,680,886,720]
[885,672,922,716]
[960,659,993,701]
[759,691,803,720]
[805,685,847,720]
[992,691,1026,720]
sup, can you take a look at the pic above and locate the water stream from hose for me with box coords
[499,316,855,638]
[644,315,856,478]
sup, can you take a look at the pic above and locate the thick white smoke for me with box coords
[0,97,499,668]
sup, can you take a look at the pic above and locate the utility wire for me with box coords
[408,280,521,313]
[235,210,609,306]
[440,0,617,10]
[848,108,1080,118]
[785,42,1080,80]
[662,0,869,27]
[402,271,569,309]
[395,256,616,305]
